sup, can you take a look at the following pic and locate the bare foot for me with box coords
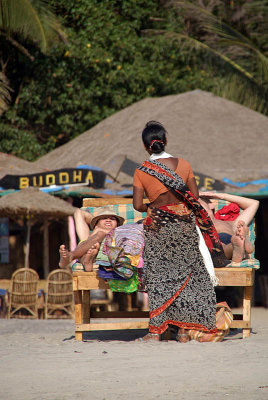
[80,243,100,271]
[231,234,245,263]
[176,328,191,343]
[237,220,254,254]
[135,333,160,342]
[59,245,73,268]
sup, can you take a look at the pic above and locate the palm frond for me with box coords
[167,1,268,83]
[171,1,260,50]
[215,74,268,115]
[0,0,62,52]
[244,0,268,14]
[0,74,12,113]
[144,29,255,81]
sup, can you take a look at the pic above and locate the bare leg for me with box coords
[222,243,233,260]
[59,245,73,268]
[231,231,245,263]
[237,220,254,254]
[80,243,100,272]
[176,328,191,343]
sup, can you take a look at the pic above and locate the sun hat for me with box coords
[90,206,125,230]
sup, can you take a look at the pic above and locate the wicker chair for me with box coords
[44,269,74,319]
[7,268,39,319]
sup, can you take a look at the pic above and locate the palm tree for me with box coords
[0,0,65,112]
[147,0,268,114]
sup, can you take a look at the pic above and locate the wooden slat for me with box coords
[73,271,94,277]
[90,311,149,318]
[230,320,250,329]
[76,275,109,290]
[83,198,133,207]
[76,320,149,331]
[215,269,255,286]
[72,270,255,288]
[215,267,255,272]
[73,274,109,290]
[83,197,148,207]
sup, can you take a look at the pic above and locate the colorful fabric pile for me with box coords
[101,223,145,293]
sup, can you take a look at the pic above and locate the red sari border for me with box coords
[149,272,192,319]
[142,161,175,180]
[149,320,219,335]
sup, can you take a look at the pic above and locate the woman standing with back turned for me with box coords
[133,121,229,342]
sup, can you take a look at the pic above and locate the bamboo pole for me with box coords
[43,219,49,278]
[24,214,32,268]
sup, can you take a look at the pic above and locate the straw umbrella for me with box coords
[0,187,76,277]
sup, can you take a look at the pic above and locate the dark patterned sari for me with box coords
[138,160,229,335]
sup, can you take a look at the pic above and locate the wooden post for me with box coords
[24,214,32,268]
[82,290,91,324]
[243,286,252,339]
[126,294,132,311]
[74,289,83,341]
[43,220,49,279]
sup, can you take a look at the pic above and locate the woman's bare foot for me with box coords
[176,328,191,343]
[231,233,245,263]
[135,333,160,342]
[80,243,100,271]
[237,220,254,254]
[59,245,73,268]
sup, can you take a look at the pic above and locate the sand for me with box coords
[0,307,268,400]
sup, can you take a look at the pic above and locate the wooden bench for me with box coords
[72,197,258,340]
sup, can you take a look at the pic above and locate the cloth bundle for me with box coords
[214,202,240,221]
[188,302,233,342]
[100,223,145,292]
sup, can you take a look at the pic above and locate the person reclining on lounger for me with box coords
[198,192,259,263]
[59,207,125,271]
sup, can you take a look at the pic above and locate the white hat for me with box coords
[90,207,125,230]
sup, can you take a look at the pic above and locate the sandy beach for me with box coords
[0,307,268,400]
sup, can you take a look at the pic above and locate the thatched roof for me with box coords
[0,152,44,180]
[0,187,76,218]
[33,90,268,186]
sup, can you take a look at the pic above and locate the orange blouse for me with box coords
[133,158,194,202]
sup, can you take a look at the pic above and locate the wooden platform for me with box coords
[73,267,255,341]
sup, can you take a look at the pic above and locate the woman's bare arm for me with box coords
[200,191,259,226]
[73,208,92,241]
[133,186,148,212]
[187,177,199,199]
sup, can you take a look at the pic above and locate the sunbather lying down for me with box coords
[59,207,124,271]
[199,191,259,264]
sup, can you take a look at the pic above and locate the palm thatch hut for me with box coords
[0,187,75,277]
[33,90,268,191]
[0,152,41,180]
